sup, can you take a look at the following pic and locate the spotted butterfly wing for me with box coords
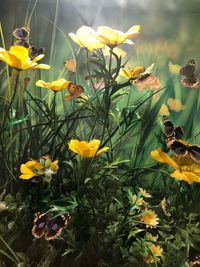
[44,214,71,241]
[179,59,199,89]
[174,126,184,140]
[32,212,49,239]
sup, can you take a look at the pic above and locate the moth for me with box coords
[134,63,161,91]
[179,59,199,89]
[12,27,30,48]
[32,212,71,241]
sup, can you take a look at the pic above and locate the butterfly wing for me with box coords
[179,59,196,77]
[163,117,175,137]
[188,145,200,163]
[32,212,49,239]
[170,140,188,157]
[45,214,71,241]
[174,126,184,140]
[13,27,30,40]
[181,75,199,89]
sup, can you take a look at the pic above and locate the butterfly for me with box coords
[64,83,84,101]
[179,59,199,89]
[163,117,184,146]
[12,27,30,48]
[32,212,71,241]
[169,140,200,163]
[134,63,161,91]
[28,45,45,60]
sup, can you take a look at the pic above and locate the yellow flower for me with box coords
[119,66,145,79]
[132,194,143,206]
[50,160,59,171]
[94,25,140,47]
[0,46,50,70]
[159,104,170,116]
[141,208,159,228]
[168,61,181,74]
[19,160,43,180]
[151,148,200,184]
[68,139,109,158]
[69,26,105,51]
[36,79,71,92]
[139,188,152,198]
[167,98,185,112]
[145,244,163,264]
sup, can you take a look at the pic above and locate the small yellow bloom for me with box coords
[0,46,50,70]
[168,61,181,74]
[159,104,170,116]
[36,79,71,92]
[119,66,145,79]
[167,98,185,112]
[19,160,43,180]
[68,139,109,158]
[94,25,140,47]
[139,188,152,198]
[132,194,143,206]
[151,148,200,184]
[69,26,105,51]
[141,209,159,228]
[145,244,163,263]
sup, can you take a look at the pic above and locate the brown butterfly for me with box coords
[163,117,184,147]
[28,45,45,60]
[169,140,199,160]
[64,83,84,101]
[12,27,30,48]
[179,59,199,89]
[32,212,71,241]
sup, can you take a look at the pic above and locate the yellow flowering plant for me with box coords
[68,139,109,158]
[151,148,200,184]
[0,46,50,70]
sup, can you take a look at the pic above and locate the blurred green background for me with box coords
[1,0,200,140]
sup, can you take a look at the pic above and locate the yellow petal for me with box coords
[170,170,200,184]
[30,63,50,69]
[159,104,170,116]
[167,98,185,112]
[19,164,36,179]
[96,146,109,155]
[10,45,29,62]
[151,148,178,169]
[168,61,181,74]
[0,51,21,69]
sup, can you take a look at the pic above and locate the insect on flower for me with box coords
[28,45,45,60]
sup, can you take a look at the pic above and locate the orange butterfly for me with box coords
[64,83,84,101]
